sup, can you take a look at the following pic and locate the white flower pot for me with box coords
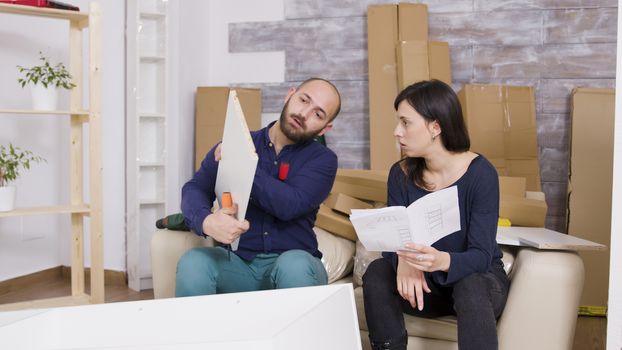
[31,84,59,111]
[0,186,16,212]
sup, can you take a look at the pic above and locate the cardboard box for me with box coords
[368,5,400,171]
[568,88,614,309]
[458,84,540,191]
[397,3,428,41]
[397,40,451,90]
[499,197,547,228]
[499,176,547,227]
[315,205,357,241]
[499,176,527,197]
[195,87,261,170]
[368,3,428,171]
[324,192,373,215]
[336,168,388,185]
[427,41,451,85]
[331,169,388,202]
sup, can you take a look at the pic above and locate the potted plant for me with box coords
[17,51,76,111]
[0,144,45,212]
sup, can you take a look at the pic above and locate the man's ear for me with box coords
[284,87,296,102]
[317,122,333,137]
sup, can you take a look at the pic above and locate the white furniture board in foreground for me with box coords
[496,226,606,251]
[0,284,361,350]
[215,89,259,250]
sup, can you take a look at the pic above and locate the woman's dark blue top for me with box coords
[383,155,503,286]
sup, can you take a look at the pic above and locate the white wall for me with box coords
[175,0,285,185]
[0,0,126,281]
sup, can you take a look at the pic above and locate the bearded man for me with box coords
[176,78,341,296]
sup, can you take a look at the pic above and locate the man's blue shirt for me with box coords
[181,122,338,261]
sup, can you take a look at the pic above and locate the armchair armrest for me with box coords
[498,248,584,350]
[151,229,213,299]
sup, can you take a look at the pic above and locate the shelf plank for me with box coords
[0,294,90,312]
[139,12,165,20]
[0,109,89,116]
[139,112,165,118]
[0,3,88,22]
[140,55,165,63]
[139,162,165,167]
[0,205,90,218]
[139,200,165,205]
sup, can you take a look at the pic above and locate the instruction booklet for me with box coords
[350,186,461,252]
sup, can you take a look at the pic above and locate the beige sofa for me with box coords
[151,227,584,350]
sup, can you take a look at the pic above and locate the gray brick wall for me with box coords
[230,0,617,232]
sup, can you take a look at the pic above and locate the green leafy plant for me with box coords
[17,51,76,90]
[0,144,45,187]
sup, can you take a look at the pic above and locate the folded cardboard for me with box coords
[397,40,451,90]
[316,205,357,241]
[568,87,614,309]
[368,3,428,171]
[458,84,540,191]
[324,192,373,215]
[499,176,547,227]
[195,87,261,170]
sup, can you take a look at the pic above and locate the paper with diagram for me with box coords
[215,90,259,251]
[349,186,460,252]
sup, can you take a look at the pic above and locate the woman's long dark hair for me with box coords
[394,79,470,189]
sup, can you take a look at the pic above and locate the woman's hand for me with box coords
[397,243,451,273]
[396,256,431,310]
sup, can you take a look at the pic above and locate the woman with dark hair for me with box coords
[362,80,509,350]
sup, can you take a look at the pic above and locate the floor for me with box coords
[0,275,606,349]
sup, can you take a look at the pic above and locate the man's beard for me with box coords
[279,98,325,143]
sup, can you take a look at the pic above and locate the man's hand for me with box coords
[202,203,249,244]
[396,256,431,311]
[214,143,222,161]
[397,243,451,273]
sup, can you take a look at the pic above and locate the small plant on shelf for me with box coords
[17,51,76,90]
[0,144,45,187]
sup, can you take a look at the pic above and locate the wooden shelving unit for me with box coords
[0,2,103,311]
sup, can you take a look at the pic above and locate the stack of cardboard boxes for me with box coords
[366,3,547,228]
[316,169,388,242]
[368,3,451,173]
